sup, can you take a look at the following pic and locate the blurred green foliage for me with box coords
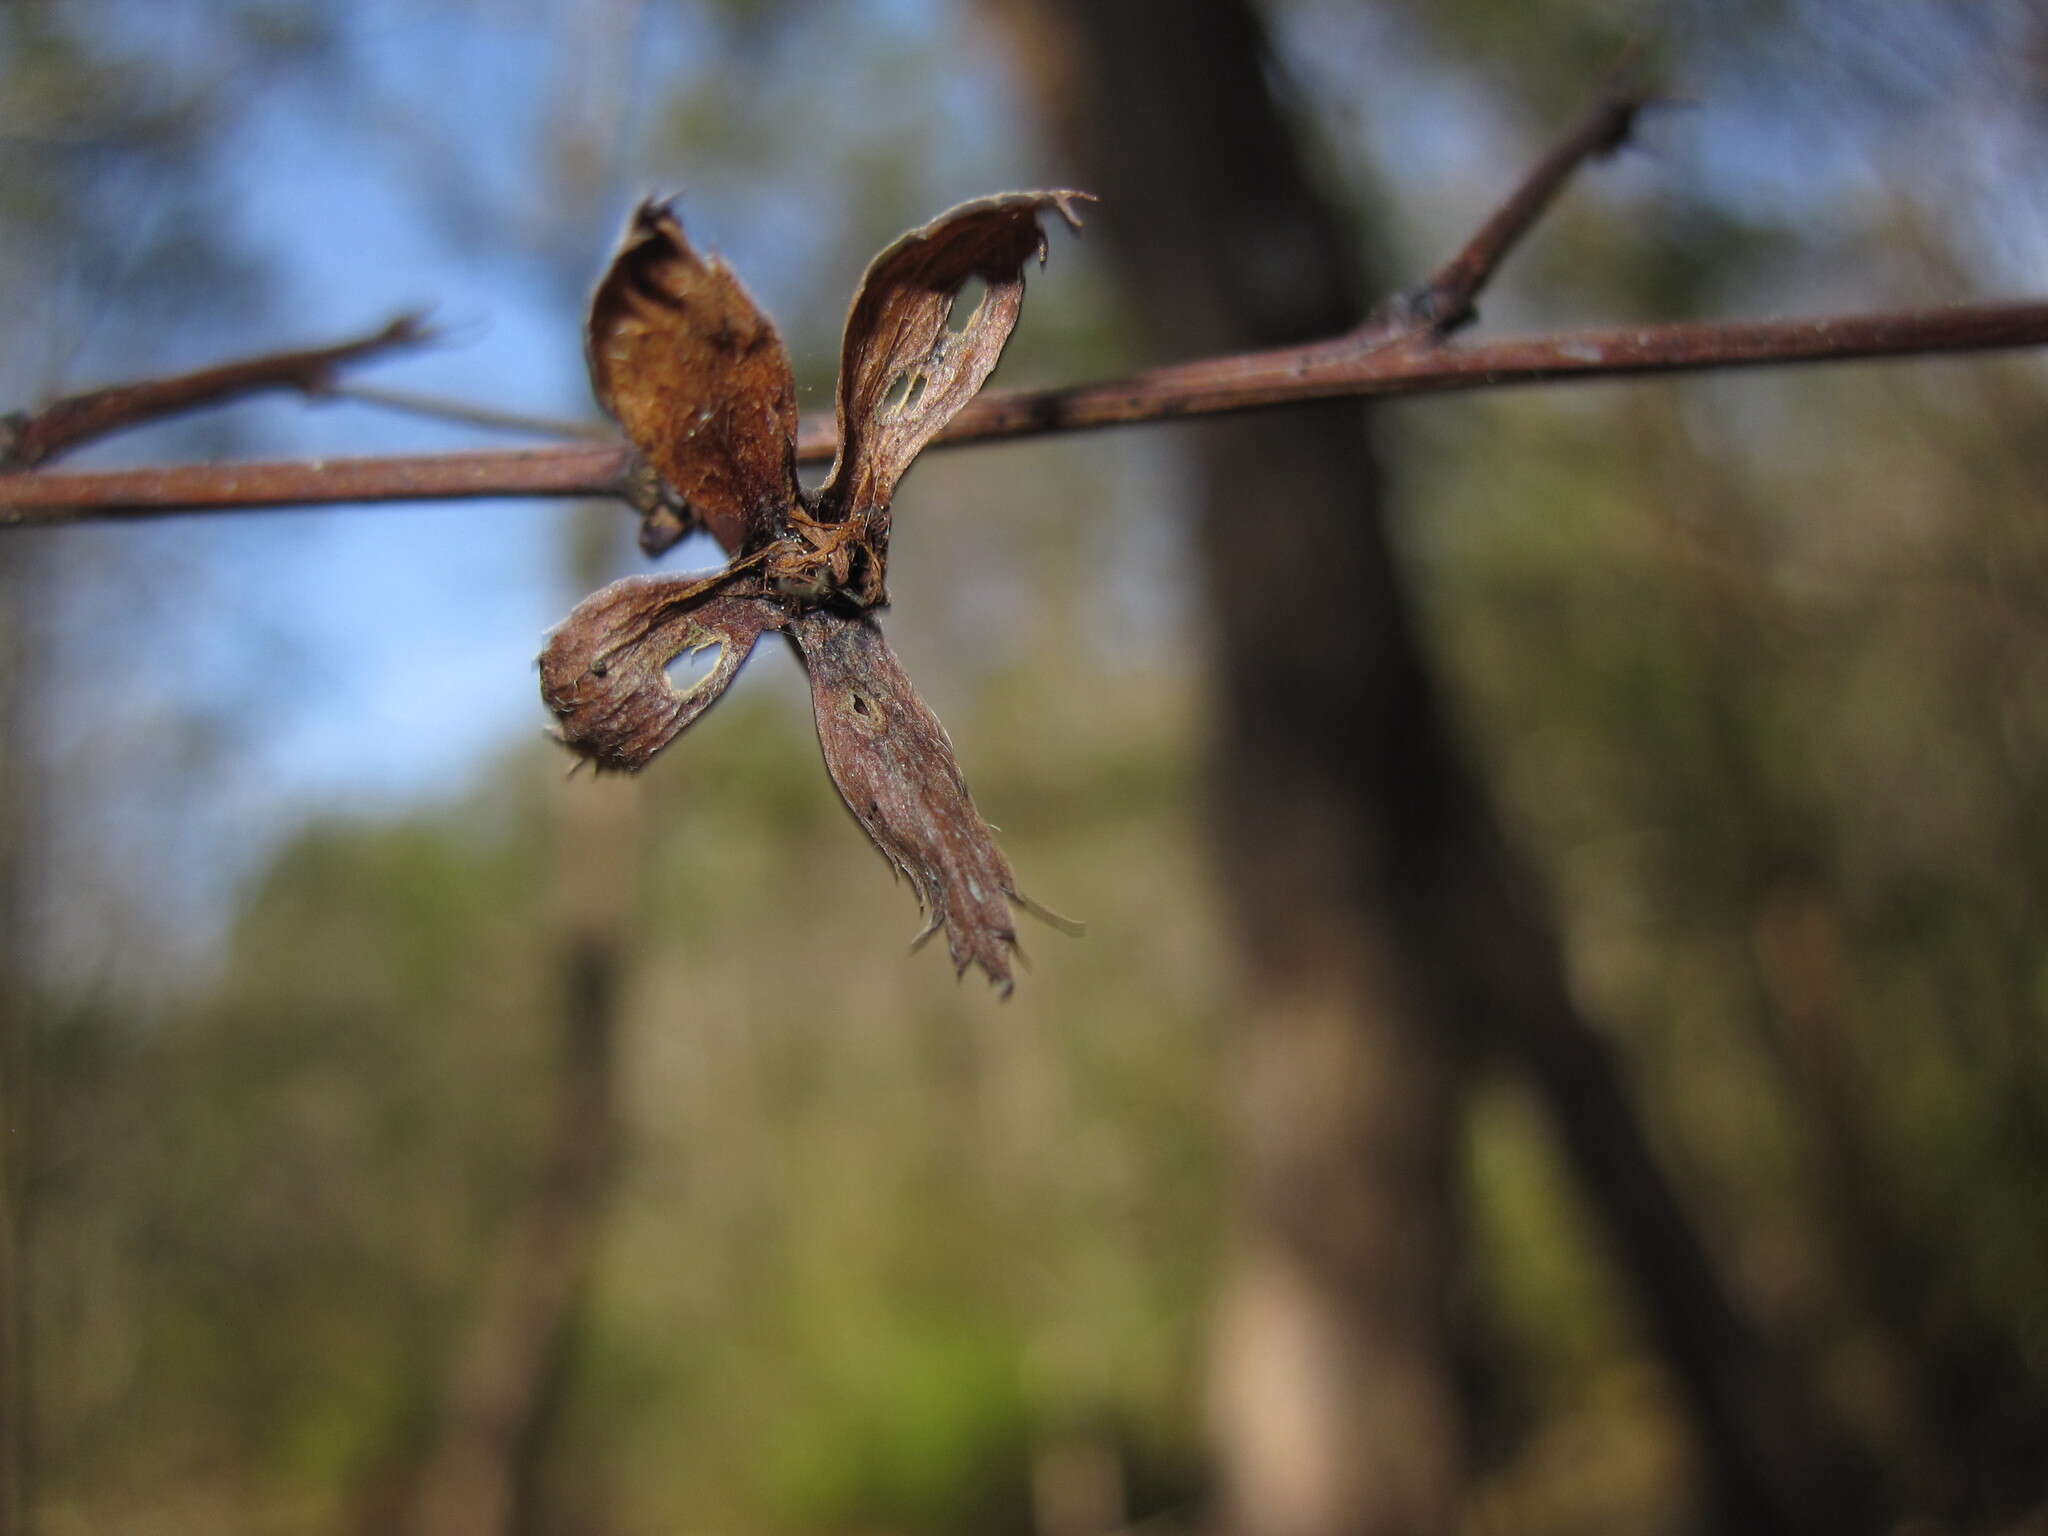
[29,659,1223,1532]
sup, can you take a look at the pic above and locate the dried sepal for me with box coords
[820,190,1089,523]
[587,199,800,552]
[793,609,1030,993]
[549,191,1088,988]
[541,572,784,771]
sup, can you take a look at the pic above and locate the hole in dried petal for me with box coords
[881,370,928,415]
[665,641,723,697]
[843,689,884,732]
[946,275,988,333]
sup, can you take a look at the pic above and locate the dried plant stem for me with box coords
[325,382,614,441]
[5,300,2044,526]
[3,88,2046,528]
[1409,91,1642,331]
[899,300,2048,449]
[0,445,633,523]
[0,314,430,472]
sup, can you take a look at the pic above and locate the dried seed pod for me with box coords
[550,191,1090,987]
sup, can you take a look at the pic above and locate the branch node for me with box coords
[1413,88,1650,339]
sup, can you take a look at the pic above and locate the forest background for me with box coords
[3,1,2047,1533]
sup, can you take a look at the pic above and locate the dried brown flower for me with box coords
[541,191,1089,992]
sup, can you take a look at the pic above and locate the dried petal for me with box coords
[820,190,1089,523]
[793,609,1029,993]
[541,572,784,771]
[587,199,800,552]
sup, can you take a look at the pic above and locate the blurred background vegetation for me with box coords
[3,1,2046,1533]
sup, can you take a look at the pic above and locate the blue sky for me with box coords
[8,0,1100,985]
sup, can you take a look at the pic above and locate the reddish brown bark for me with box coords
[0,315,429,472]
[5,307,2047,524]
[382,518,638,1536]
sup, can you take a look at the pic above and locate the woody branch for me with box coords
[3,93,2045,527]
[0,313,432,472]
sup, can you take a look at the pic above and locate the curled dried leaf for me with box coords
[588,199,800,552]
[793,609,1030,993]
[821,190,1089,523]
[541,572,784,771]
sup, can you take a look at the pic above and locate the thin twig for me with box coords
[804,300,2048,458]
[1407,90,1644,334]
[6,300,2045,525]
[0,314,432,471]
[4,91,2047,528]
[328,382,615,441]
[0,444,632,522]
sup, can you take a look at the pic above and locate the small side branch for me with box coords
[803,299,2048,460]
[0,314,432,470]
[0,444,633,523]
[3,91,2047,527]
[326,382,615,442]
[5,303,2046,525]
[1409,90,1643,334]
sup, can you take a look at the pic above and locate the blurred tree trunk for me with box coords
[375,10,647,1526]
[991,2,1875,1532]
[0,542,35,1536]
[382,513,635,1536]
[993,7,1466,1532]
[391,928,621,1536]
